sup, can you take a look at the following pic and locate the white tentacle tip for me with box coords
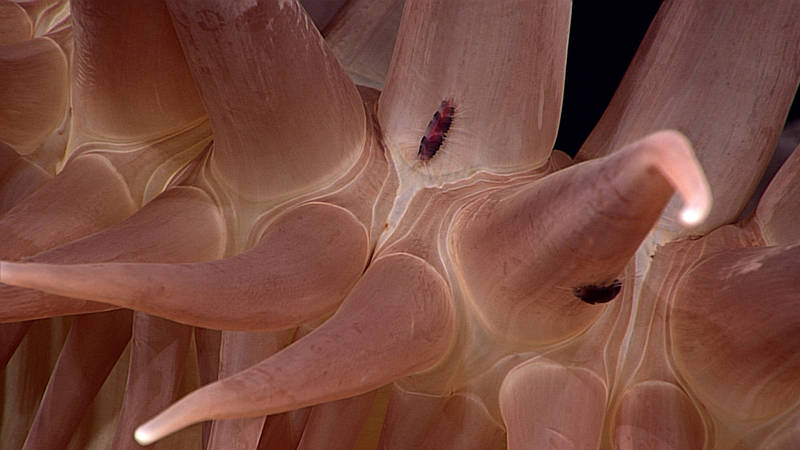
[680,206,703,225]
[0,261,26,284]
[0,261,13,283]
[133,426,156,446]
[678,186,712,226]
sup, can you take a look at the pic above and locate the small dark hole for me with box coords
[573,280,622,305]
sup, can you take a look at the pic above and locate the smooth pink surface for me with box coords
[0,1,798,449]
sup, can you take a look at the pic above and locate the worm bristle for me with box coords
[418,98,455,162]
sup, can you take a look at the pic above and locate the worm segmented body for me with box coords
[418,98,455,161]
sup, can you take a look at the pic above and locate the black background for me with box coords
[554,1,800,157]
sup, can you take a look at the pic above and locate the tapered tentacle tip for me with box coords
[0,261,59,288]
[674,166,711,227]
[0,261,56,291]
[0,261,19,283]
[634,130,712,227]
[130,392,212,446]
[134,406,192,446]
[679,205,704,226]
[133,426,155,446]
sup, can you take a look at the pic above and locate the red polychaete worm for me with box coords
[418,98,455,162]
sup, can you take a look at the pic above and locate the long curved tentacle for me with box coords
[0,0,210,372]
[451,130,710,343]
[0,155,138,376]
[576,0,800,236]
[0,186,226,322]
[0,202,368,329]
[0,1,70,375]
[134,252,455,444]
[8,185,224,447]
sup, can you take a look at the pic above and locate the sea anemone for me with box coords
[1,0,798,449]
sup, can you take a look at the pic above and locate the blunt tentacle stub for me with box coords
[418,98,455,161]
